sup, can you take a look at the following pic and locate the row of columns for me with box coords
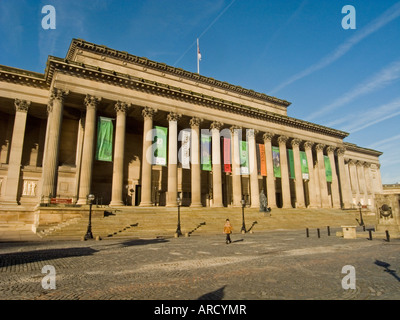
[0,89,381,210]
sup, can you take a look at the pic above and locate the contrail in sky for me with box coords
[270,1,400,95]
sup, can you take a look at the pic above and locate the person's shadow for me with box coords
[374,260,400,282]
[197,286,226,300]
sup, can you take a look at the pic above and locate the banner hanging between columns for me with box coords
[287,149,295,179]
[240,141,249,175]
[257,144,267,176]
[272,146,281,178]
[95,116,114,162]
[223,137,231,173]
[300,151,309,180]
[153,126,168,166]
[201,134,212,171]
[180,129,191,169]
[324,155,332,182]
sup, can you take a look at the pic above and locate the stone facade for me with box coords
[0,39,383,211]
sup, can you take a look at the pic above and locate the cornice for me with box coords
[0,64,48,89]
[46,56,349,139]
[66,38,292,108]
[343,142,383,157]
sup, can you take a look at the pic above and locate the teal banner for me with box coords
[95,117,113,162]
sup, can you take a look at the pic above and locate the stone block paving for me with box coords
[0,228,399,300]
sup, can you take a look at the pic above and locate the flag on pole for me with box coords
[197,38,201,74]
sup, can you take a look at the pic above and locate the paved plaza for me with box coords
[0,227,399,301]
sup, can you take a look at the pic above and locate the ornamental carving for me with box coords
[230,125,242,134]
[14,99,31,113]
[326,145,336,154]
[189,117,203,127]
[142,106,156,119]
[246,129,259,139]
[115,101,131,114]
[379,204,393,219]
[167,112,182,122]
[304,141,314,150]
[84,95,102,109]
[210,121,223,131]
[262,132,274,142]
[315,143,326,151]
[337,147,346,156]
[47,88,69,113]
[277,135,288,144]
[291,138,301,147]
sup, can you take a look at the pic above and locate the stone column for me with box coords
[315,143,331,208]
[231,126,242,207]
[41,88,69,202]
[166,112,181,207]
[110,101,130,206]
[190,117,202,207]
[348,159,360,204]
[139,107,156,206]
[364,162,374,208]
[77,95,101,205]
[357,161,368,205]
[291,138,305,208]
[326,146,341,209]
[2,99,30,205]
[278,135,292,208]
[248,129,260,208]
[337,147,352,208]
[263,133,276,208]
[304,141,318,208]
[211,121,224,207]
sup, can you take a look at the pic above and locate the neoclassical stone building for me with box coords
[0,39,383,212]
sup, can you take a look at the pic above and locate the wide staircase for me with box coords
[36,206,376,240]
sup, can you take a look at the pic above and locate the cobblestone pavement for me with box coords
[0,228,399,301]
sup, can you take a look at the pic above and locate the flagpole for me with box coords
[197,38,200,74]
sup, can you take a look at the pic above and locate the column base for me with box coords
[212,204,224,208]
[190,203,203,208]
[0,199,19,206]
[76,199,88,205]
[109,201,125,207]
[139,202,153,207]
[166,203,178,207]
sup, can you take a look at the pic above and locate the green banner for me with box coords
[95,117,113,162]
[324,155,332,182]
[287,149,295,179]
[272,146,281,178]
[153,126,168,166]
[201,134,212,171]
[240,141,249,175]
[300,151,309,180]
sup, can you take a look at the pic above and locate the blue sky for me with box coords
[1,0,399,184]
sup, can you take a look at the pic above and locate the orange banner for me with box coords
[258,144,267,176]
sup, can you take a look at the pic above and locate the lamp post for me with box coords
[358,202,364,226]
[84,194,95,240]
[176,196,182,237]
[241,196,246,233]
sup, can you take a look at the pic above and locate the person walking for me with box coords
[223,219,233,244]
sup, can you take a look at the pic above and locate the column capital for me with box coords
[356,160,364,167]
[315,143,326,151]
[84,95,102,110]
[304,141,314,150]
[189,117,203,127]
[326,145,337,154]
[337,147,346,156]
[347,159,356,165]
[14,99,31,113]
[115,101,131,114]
[262,132,274,142]
[278,135,289,144]
[142,106,157,119]
[291,138,302,147]
[363,162,371,168]
[229,125,242,134]
[246,128,259,139]
[167,112,182,122]
[210,121,223,131]
[47,88,69,113]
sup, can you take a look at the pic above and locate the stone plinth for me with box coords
[375,194,400,233]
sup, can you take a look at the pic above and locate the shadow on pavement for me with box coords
[0,247,98,268]
[121,238,169,247]
[374,259,400,282]
[197,286,226,300]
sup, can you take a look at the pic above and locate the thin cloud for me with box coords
[270,1,400,95]
[336,97,400,133]
[173,0,237,67]
[368,134,400,149]
[311,58,400,123]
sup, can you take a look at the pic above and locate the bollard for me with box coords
[363,225,366,232]
[317,228,320,238]
[306,228,309,238]
[327,226,330,236]
[368,229,373,241]
[385,230,390,242]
